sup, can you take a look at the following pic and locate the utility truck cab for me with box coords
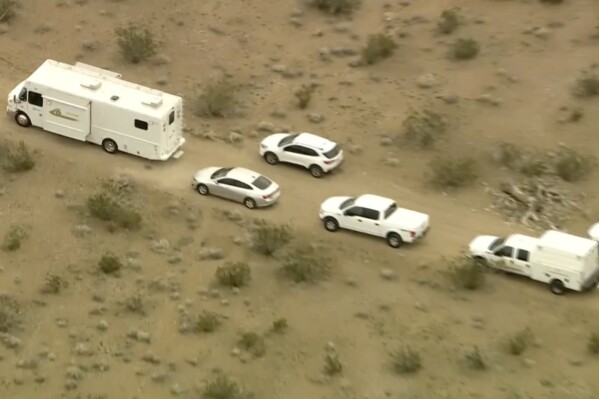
[468,230,599,295]
[6,59,185,161]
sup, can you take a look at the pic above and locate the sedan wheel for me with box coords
[244,198,257,209]
[197,184,209,195]
[324,217,339,232]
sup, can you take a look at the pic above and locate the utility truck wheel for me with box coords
[323,217,339,232]
[264,152,279,165]
[244,198,256,209]
[549,279,565,295]
[197,184,209,195]
[387,233,403,248]
[102,139,118,154]
[15,112,31,128]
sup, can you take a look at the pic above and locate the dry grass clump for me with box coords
[280,243,332,283]
[295,84,315,109]
[437,8,460,35]
[0,139,36,173]
[506,328,534,356]
[194,78,237,118]
[98,252,122,275]
[401,110,447,149]
[202,372,254,399]
[0,295,21,333]
[429,156,478,189]
[573,73,599,98]
[194,311,222,333]
[250,222,292,256]
[237,332,266,357]
[464,346,487,370]
[392,347,422,374]
[450,38,480,60]
[0,0,17,22]
[307,0,361,15]
[448,257,486,290]
[271,318,288,333]
[361,33,397,65]
[215,262,251,288]
[2,224,27,252]
[115,24,157,63]
[323,353,343,375]
[40,273,68,294]
[587,332,599,355]
[87,192,142,231]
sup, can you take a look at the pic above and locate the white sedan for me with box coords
[319,194,430,248]
[259,132,343,178]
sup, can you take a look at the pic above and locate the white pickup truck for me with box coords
[319,194,430,248]
[468,230,599,295]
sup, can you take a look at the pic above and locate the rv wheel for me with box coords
[549,279,565,295]
[102,139,118,154]
[15,112,31,128]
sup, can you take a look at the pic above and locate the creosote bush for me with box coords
[429,156,478,188]
[115,24,157,63]
[215,262,251,288]
[251,222,292,256]
[238,332,266,357]
[194,310,222,333]
[450,38,480,60]
[281,244,332,283]
[295,84,315,109]
[0,139,36,173]
[437,8,460,35]
[2,224,27,252]
[588,333,599,354]
[98,253,122,274]
[194,78,237,118]
[361,33,397,65]
[0,0,17,22]
[449,257,485,290]
[87,192,142,231]
[573,73,599,98]
[308,0,361,14]
[506,328,534,356]
[392,347,422,374]
[202,373,254,399]
[401,110,447,149]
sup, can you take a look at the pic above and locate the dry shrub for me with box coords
[506,328,534,356]
[429,156,478,188]
[87,192,142,231]
[0,0,17,22]
[202,373,254,399]
[194,78,237,118]
[238,332,266,357]
[40,273,68,294]
[295,85,315,109]
[250,222,292,256]
[98,253,122,274]
[0,295,21,333]
[307,0,361,14]
[573,73,599,98]
[271,318,288,333]
[194,311,222,333]
[392,347,422,374]
[0,139,36,173]
[215,262,251,288]
[115,24,157,63]
[401,110,447,149]
[2,224,27,252]
[323,353,343,375]
[465,346,486,370]
[449,257,486,290]
[588,333,599,354]
[437,8,460,34]
[280,243,332,283]
[450,38,480,60]
[361,33,397,65]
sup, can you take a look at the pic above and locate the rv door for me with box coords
[43,97,91,141]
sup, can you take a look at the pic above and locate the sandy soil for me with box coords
[1,0,599,398]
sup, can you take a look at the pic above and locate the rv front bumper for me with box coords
[6,105,16,117]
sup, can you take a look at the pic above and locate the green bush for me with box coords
[450,38,480,60]
[87,192,142,231]
[194,311,222,333]
[361,33,397,65]
[215,262,251,288]
[251,222,292,256]
[392,347,422,374]
[194,79,237,118]
[429,156,478,188]
[449,257,485,290]
[98,253,122,274]
[308,0,361,14]
[115,25,157,63]
[437,8,460,34]
[2,224,27,252]
[202,373,254,399]
[281,244,332,283]
[0,140,36,173]
[401,110,447,149]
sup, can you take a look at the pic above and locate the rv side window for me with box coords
[169,111,175,125]
[516,249,530,262]
[28,91,43,107]
[18,88,27,102]
[134,119,148,131]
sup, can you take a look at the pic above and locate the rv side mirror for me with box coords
[13,94,19,103]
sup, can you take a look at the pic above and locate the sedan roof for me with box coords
[226,167,262,183]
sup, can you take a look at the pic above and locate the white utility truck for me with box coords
[588,223,599,242]
[468,230,599,295]
[6,59,185,161]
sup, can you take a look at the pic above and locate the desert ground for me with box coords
[1,0,599,398]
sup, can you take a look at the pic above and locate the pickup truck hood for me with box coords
[260,133,290,149]
[320,196,353,214]
[386,208,429,231]
[468,235,500,255]
[588,223,599,242]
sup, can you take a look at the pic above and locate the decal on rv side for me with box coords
[49,108,79,121]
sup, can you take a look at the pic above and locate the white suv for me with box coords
[319,194,430,248]
[259,132,343,178]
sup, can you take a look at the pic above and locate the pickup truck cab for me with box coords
[468,234,538,276]
[319,194,430,248]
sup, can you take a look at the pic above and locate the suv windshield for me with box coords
[323,144,340,159]
[340,197,355,210]
[383,203,397,219]
[210,167,232,180]
[489,237,505,251]
[252,176,272,190]
[278,133,299,147]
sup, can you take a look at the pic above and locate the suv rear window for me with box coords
[323,145,340,159]
[252,176,272,190]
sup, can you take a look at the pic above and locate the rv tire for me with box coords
[549,279,565,295]
[15,112,31,128]
[102,139,118,154]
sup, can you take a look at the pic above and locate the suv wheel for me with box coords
[309,165,324,178]
[264,152,279,165]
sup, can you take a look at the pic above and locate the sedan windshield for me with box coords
[278,133,299,147]
[210,167,232,180]
[323,144,340,159]
[340,197,355,210]
[383,203,397,219]
[489,237,505,251]
[252,176,272,190]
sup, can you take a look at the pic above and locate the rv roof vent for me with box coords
[110,95,119,101]
[80,79,102,90]
[141,95,163,107]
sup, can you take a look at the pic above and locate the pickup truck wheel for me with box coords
[309,165,324,178]
[15,112,31,128]
[549,279,565,295]
[387,233,403,248]
[197,184,209,195]
[102,139,118,154]
[264,152,279,165]
[323,217,339,232]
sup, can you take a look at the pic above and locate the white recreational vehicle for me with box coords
[5,59,185,161]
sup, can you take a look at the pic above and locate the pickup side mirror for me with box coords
[13,94,19,103]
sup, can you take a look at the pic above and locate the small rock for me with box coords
[151,238,170,254]
[532,27,550,39]
[380,268,396,280]
[319,47,332,62]
[476,94,502,106]
[257,121,275,132]
[136,331,151,343]
[380,136,394,146]
[522,358,536,367]
[382,157,399,167]
[270,108,287,119]
[345,277,358,287]
[168,253,183,264]
[153,53,172,65]
[72,224,92,237]
[198,248,224,260]
[347,143,363,155]
[440,94,460,104]
[307,113,324,123]
[290,17,303,27]
[227,131,244,144]
[231,348,241,357]
[74,343,93,356]
[54,189,65,198]
[416,73,439,88]
[97,320,109,331]
[270,64,287,74]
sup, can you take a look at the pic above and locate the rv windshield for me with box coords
[489,237,505,251]
[211,167,233,180]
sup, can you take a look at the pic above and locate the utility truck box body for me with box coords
[6,59,185,161]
